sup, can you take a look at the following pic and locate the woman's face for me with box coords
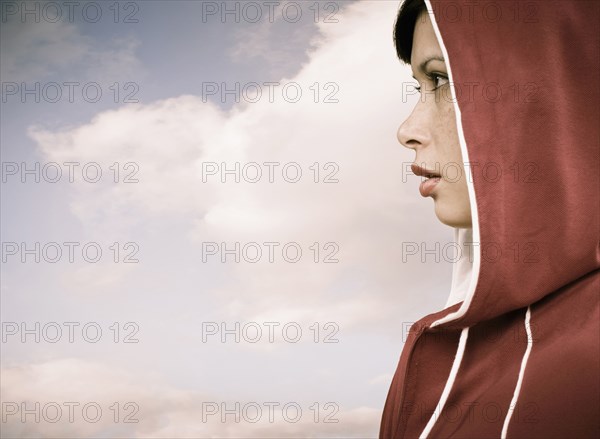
[398,11,472,228]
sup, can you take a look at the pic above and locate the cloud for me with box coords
[227,0,329,79]
[29,0,452,329]
[1,19,87,81]
[1,10,143,83]
[1,359,381,437]
[12,2,457,436]
[0,358,181,438]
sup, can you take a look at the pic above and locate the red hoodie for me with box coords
[380,1,600,438]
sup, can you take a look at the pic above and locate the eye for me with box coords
[431,73,449,90]
[411,73,448,95]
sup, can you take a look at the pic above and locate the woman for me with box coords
[381,0,599,438]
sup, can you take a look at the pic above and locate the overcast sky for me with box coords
[1,1,455,436]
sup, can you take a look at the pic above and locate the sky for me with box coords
[0,1,456,437]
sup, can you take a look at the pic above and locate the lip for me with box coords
[411,163,441,178]
[419,177,441,197]
[411,164,442,197]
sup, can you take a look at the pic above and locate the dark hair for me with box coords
[394,0,427,64]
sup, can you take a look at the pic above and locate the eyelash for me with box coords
[414,73,448,93]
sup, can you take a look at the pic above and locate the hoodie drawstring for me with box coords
[419,326,470,439]
[501,306,533,438]
[419,306,533,438]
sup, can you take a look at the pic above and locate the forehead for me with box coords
[411,11,443,67]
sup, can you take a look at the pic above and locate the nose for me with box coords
[397,103,429,150]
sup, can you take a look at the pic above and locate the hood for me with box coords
[429,0,600,329]
[380,3,599,437]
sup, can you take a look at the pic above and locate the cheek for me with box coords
[435,100,462,165]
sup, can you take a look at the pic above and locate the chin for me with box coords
[434,201,472,228]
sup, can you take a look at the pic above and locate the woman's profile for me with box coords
[381,0,599,438]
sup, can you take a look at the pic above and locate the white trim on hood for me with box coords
[422,0,481,329]
[445,228,476,308]
[418,3,482,438]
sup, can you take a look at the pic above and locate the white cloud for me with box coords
[29,0,452,329]
[1,359,381,437]
[10,2,457,436]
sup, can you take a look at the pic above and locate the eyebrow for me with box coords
[412,56,446,78]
